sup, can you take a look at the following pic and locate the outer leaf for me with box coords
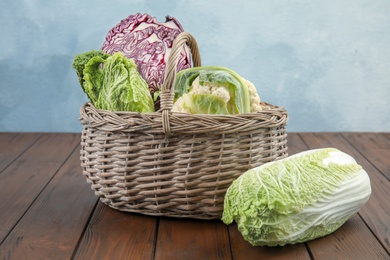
[183,93,230,114]
[72,50,110,101]
[82,55,106,104]
[83,52,155,112]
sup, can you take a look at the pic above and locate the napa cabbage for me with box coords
[221,148,371,246]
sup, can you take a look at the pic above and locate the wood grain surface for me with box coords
[0,132,389,259]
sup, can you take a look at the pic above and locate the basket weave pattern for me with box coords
[79,33,288,219]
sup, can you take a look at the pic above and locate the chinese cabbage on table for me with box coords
[222,148,371,246]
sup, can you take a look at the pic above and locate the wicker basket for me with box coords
[79,32,288,219]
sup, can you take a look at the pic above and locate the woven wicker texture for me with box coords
[79,32,289,219]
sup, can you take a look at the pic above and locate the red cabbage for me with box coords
[101,13,192,97]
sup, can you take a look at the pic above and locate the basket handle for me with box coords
[160,32,201,135]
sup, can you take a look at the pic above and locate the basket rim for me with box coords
[79,102,288,135]
[81,101,287,117]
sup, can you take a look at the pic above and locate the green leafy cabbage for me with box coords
[172,66,251,114]
[222,148,371,246]
[72,50,110,95]
[72,51,154,112]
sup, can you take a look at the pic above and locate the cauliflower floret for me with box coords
[244,79,263,112]
[211,87,230,102]
[172,76,231,113]
[193,77,230,102]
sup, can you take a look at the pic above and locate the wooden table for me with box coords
[0,132,389,260]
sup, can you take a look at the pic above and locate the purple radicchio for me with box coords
[101,13,192,99]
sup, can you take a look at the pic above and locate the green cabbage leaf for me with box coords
[73,51,154,112]
[72,50,110,96]
[222,148,371,246]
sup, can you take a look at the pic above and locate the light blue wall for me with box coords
[1,0,389,132]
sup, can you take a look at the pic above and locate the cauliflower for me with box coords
[172,66,265,114]
[244,79,263,112]
[172,76,231,113]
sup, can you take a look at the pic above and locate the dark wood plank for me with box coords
[299,133,390,255]
[0,133,80,243]
[342,132,390,180]
[286,132,311,156]
[154,218,231,260]
[224,133,311,259]
[0,146,98,259]
[0,133,41,172]
[308,214,390,259]
[73,204,157,260]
